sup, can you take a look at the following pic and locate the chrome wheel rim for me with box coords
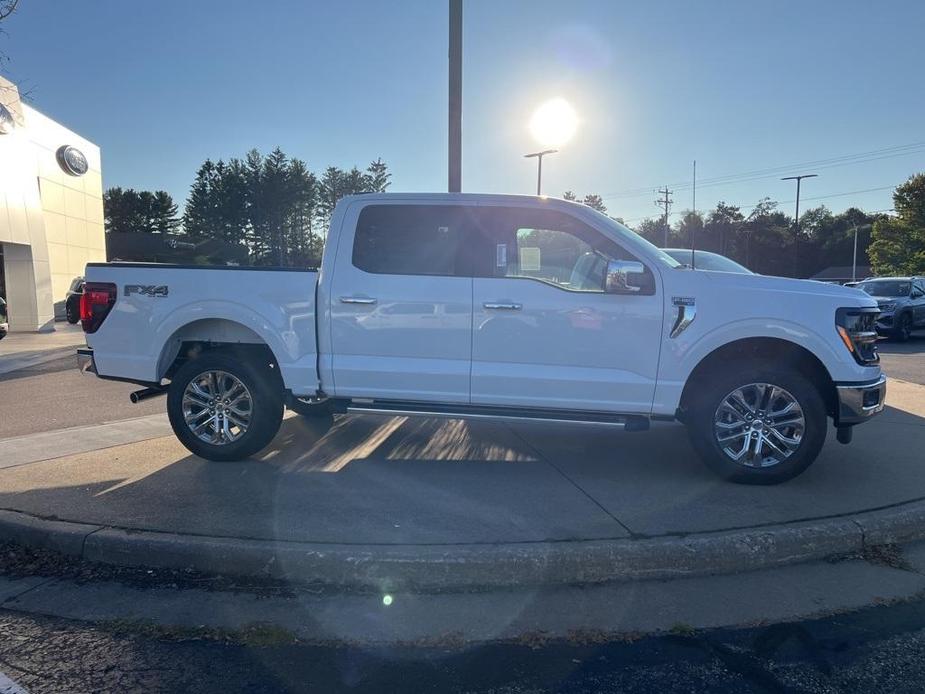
[182,371,252,445]
[713,383,805,468]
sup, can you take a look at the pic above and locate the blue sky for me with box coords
[4,0,924,225]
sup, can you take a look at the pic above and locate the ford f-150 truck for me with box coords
[77,194,886,484]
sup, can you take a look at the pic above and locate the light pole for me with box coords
[524,149,557,196]
[781,173,817,276]
[447,0,462,193]
[781,173,818,236]
[852,223,872,282]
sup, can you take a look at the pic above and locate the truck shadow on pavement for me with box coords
[1,403,924,549]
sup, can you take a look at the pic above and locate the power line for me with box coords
[622,183,900,224]
[602,141,925,200]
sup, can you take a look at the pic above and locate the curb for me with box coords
[3,501,925,590]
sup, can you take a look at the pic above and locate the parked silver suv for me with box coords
[856,277,925,341]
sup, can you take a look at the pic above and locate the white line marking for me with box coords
[0,671,28,694]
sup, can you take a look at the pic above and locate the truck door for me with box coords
[470,205,662,413]
[329,203,473,403]
[913,281,925,327]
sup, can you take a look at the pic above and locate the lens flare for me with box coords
[528,98,579,148]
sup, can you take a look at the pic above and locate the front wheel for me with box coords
[685,366,827,484]
[893,313,913,342]
[167,351,283,461]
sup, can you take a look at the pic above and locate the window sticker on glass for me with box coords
[496,243,507,268]
[519,247,541,271]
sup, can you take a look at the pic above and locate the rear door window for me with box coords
[352,205,471,277]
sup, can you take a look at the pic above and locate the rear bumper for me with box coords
[835,374,887,425]
[77,347,97,375]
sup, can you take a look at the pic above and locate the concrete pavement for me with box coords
[1,378,924,589]
[0,355,165,439]
[0,323,86,376]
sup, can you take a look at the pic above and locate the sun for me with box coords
[528,98,579,148]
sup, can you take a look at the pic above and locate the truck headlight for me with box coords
[836,307,880,366]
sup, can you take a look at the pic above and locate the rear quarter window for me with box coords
[352,205,468,276]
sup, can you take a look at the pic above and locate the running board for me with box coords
[343,401,650,431]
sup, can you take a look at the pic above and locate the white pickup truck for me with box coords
[78,193,886,484]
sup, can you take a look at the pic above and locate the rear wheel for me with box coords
[685,365,827,484]
[65,298,79,324]
[893,313,913,342]
[287,395,333,418]
[167,351,283,461]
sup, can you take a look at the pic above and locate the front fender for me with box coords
[651,317,867,416]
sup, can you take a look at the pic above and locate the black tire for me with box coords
[893,313,913,342]
[167,351,283,462]
[287,395,333,418]
[65,298,79,324]
[685,364,827,485]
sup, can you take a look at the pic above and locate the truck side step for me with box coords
[344,400,650,430]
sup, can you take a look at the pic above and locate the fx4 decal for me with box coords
[125,284,169,298]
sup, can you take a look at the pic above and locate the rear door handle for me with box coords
[483,302,522,310]
[340,296,377,305]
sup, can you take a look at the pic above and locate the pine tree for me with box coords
[366,158,391,192]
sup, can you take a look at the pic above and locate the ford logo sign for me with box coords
[0,104,14,135]
[56,145,89,176]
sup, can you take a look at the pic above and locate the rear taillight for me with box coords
[79,282,117,334]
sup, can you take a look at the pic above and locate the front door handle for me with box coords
[340,296,377,305]
[483,302,522,310]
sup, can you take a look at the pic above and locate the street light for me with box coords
[781,173,817,277]
[524,149,557,196]
[780,174,818,235]
[525,98,577,196]
[851,223,873,282]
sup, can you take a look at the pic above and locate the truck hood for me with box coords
[693,270,878,307]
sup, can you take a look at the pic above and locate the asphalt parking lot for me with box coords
[877,333,925,385]
[1,329,925,691]
[2,336,925,591]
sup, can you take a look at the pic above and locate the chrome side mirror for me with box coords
[604,260,645,293]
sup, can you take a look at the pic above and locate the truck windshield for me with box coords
[858,280,911,297]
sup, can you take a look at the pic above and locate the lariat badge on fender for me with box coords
[670,296,696,338]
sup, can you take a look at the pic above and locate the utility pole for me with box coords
[690,160,697,268]
[852,223,872,282]
[656,186,673,247]
[781,173,817,276]
[448,0,462,193]
[524,149,557,195]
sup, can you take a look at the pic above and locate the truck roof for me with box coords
[338,192,595,209]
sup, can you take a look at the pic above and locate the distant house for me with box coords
[810,265,873,284]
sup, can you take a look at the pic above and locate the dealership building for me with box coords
[0,75,105,332]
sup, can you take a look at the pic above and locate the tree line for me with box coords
[103,158,925,278]
[569,173,925,279]
[630,198,882,279]
[104,148,390,267]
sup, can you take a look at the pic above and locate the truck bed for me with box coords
[83,262,319,395]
